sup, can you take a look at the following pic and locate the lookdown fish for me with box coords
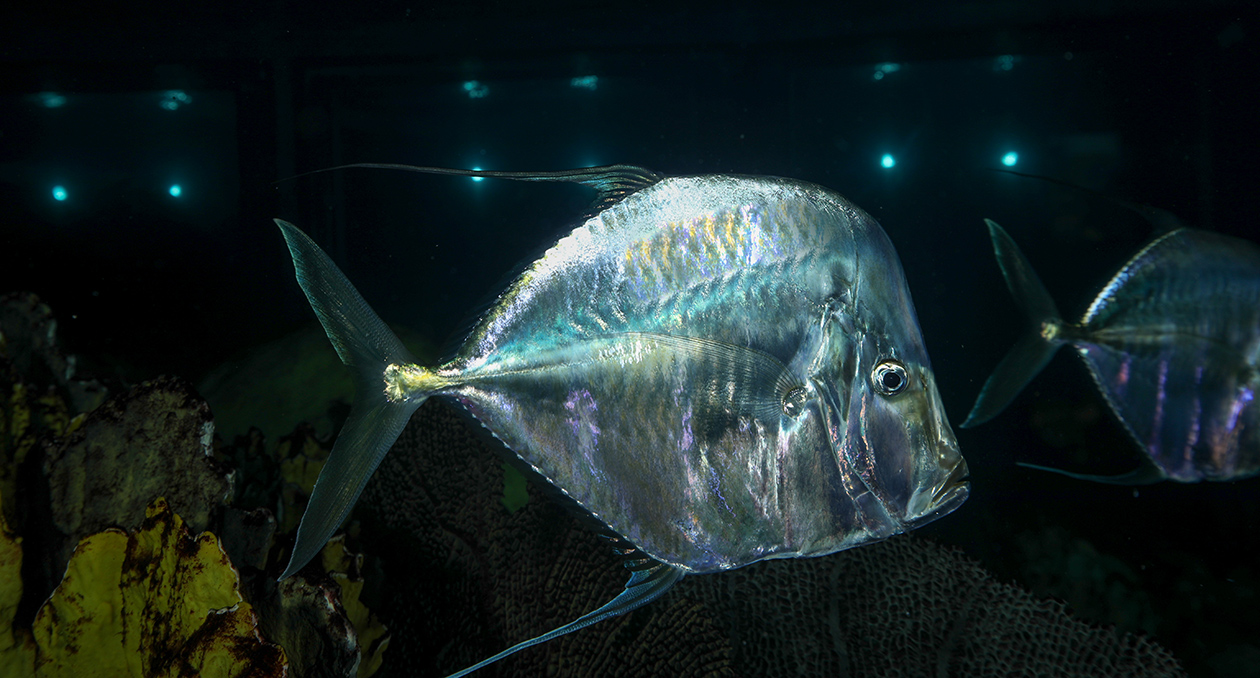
[963,218,1260,483]
[274,164,969,677]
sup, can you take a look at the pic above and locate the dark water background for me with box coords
[2,2,1257,675]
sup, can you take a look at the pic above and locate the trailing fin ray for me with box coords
[285,163,664,214]
[275,219,428,579]
[1017,459,1167,485]
[444,562,684,678]
[961,220,1065,428]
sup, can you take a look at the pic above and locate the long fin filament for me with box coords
[1016,460,1167,485]
[444,562,684,678]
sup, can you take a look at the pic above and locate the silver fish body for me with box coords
[435,174,967,571]
[965,220,1260,483]
[274,166,968,676]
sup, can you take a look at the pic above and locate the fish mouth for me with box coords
[903,458,970,530]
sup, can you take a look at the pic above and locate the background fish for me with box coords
[964,219,1260,483]
[276,165,969,676]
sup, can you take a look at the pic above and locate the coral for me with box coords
[248,573,361,678]
[700,536,1184,677]
[0,294,386,678]
[360,399,1186,677]
[221,432,390,678]
[0,292,105,528]
[275,424,331,535]
[219,505,278,573]
[0,292,108,416]
[1,495,287,678]
[40,375,234,581]
[0,377,78,528]
[321,536,390,678]
[0,487,35,677]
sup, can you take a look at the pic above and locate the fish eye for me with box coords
[781,385,808,417]
[872,360,909,396]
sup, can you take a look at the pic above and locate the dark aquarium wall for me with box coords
[1,2,1257,677]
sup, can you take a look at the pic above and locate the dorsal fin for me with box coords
[287,163,665,213]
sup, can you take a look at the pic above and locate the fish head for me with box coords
[814,230,969,540]
[844,349,970,531]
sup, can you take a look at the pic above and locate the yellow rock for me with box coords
[15,497,287,678]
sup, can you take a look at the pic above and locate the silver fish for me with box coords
[275,165,969,677]
[964,218,1260,483]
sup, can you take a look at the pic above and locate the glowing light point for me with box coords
[462,80,489,99]
[160,90,192,111]
[470,167,484,182]
[873,62,901,80]
[1001,152,1019,167]
[169,184,182,197]
[881,154,896,169]
[570,75,599,91]
[39,92,67,108]
[994,55,1017,72]
[52,185,67,201]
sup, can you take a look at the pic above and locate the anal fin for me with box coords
[443,559,685,678]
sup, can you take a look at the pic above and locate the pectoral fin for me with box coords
[444,561,685,678]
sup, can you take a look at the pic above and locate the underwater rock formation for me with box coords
[361,399,1186,678]
[0,293,385,678]
[41,375,234,581]
[242,536,390,678]
[0,494,286,677]
[0,292,107,416]
[0,292,108,531]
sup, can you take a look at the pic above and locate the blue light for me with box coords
[169,184,182,197]
[570,75,599,91]
[160,90,192,111]
[462,80,489,99]
[1001,152,1019,167]
[994,55,1017,72]
[39,92,67,108]
[52,185,67,201]
[470,167,484,182]
[881,154,896,169]
[873,63,901,81]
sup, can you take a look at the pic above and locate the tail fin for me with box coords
[960,220,1066,428]
[274,219,428,579]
